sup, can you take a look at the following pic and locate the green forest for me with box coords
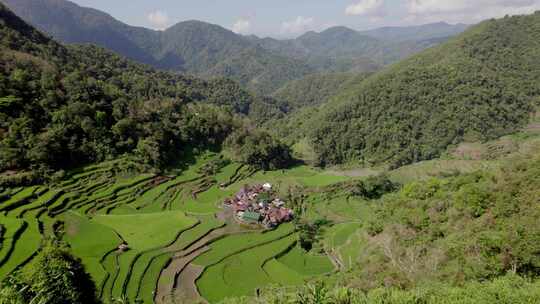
[0,3,290,184]
[0,1,539,304]
[304,13,540,167]
[1,0,468,97]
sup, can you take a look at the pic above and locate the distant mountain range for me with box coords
[1,0,468,95]
[248,23,467,66]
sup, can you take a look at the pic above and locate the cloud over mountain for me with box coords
[345,0,385,17]
[407,0,540,23]
[281,16,316,35]
[147,10,170,30]
[232,17,251,34]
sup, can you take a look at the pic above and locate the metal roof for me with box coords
[242,211,261,222]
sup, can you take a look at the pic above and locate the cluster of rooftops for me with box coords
[223,183,294,228]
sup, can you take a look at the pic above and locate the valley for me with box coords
[0,0,540,303]
[0,153,350,303]
[1,117,539,303]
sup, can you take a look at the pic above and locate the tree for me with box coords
[0,242,99,304]
[351,174,399,200]
[224,128,294,170]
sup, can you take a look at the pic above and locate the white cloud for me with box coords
[232,18,251,34]
[407,0,540,23]
[281,16,316,35]
[147,10,170,30]
[345,0,385,17]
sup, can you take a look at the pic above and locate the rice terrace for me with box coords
[0,153,353,303]
[2,0,540,303]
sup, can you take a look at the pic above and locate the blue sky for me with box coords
[70,0,540,37]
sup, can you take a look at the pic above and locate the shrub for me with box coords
[226,274,540,304]
[297,219,331,251]
[351,175,399,200]
[401,178,442,200]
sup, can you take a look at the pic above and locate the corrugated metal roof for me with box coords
[242,211,261,222]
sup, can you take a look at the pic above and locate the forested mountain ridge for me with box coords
[272,72,371,112]
[1,0,159,65]
[360,21,469,42]
[0,0,313,95]
[203,47,315,96]
[304,12,540,167]
[0,2,291,181]
[1,0,467,95]
[247,24,467,70]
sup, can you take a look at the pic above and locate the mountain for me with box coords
[0,2,289,175]
[203,47,314,96]
[296,27,386,59]
[155,20,253,73]
[360,21,469,42]
[305,12,540,167]
[1,0,467,95]
[249,23,469,68]
[0,0,158,65]
[249,26,384,60]
[0,0,311,95]
[0,0,253,72]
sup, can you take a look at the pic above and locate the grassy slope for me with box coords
[0,156,245,299]
[63,212,121,286]
[276,245,334,276]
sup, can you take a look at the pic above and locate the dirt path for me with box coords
[155,217,253,304]
[154,228,225,304]
[172,264,206,304]
[326,248,344,271]
[154,207,264,303]
[526,122,540,132]
[155,246,209,304]
[326,167,381,178]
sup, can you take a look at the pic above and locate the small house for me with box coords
[118,243,130,252]
[233,204,247,212]
[258,192,271,204]
[272,199,285,207]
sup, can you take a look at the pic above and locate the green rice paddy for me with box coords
[197,234,298,302]
[0,154,357,303]
[277,245,334,276]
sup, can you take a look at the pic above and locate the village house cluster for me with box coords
[223,183,294,228]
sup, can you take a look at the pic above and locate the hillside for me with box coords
[225,142,540,303]
[2,0,467,96]
[2,2,540,304]
[0,3,288,178]
[273,72,370,112]
[203,47,314,96]
[306,12,540,167]
[0,0,159,65]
